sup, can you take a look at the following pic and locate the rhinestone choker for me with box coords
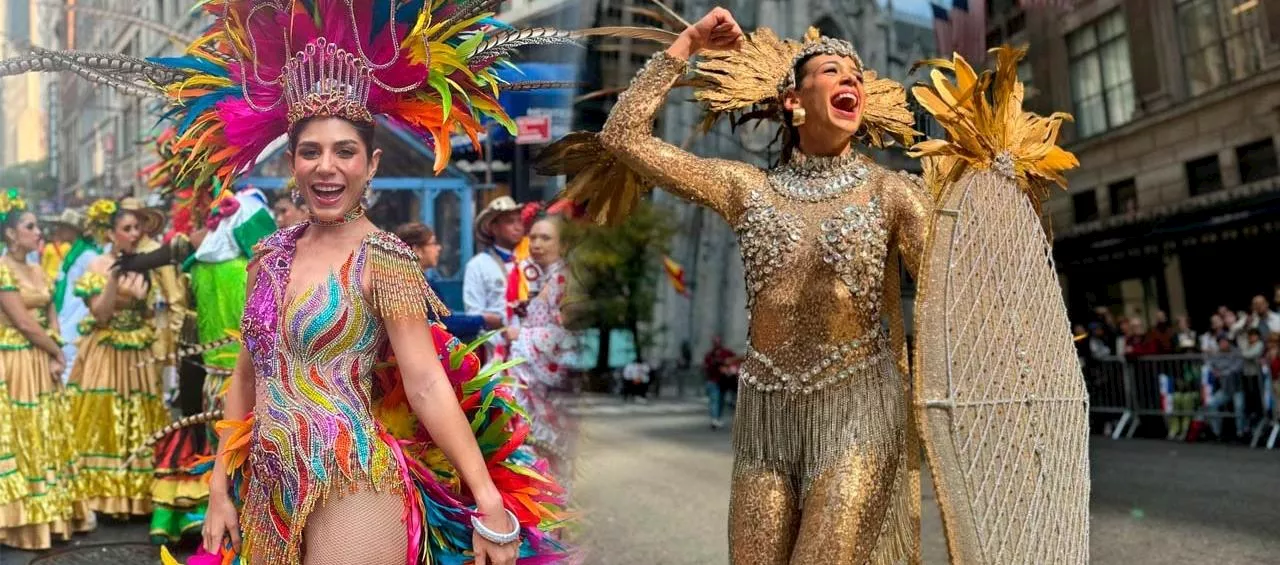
[309,205,366,227]
[769,153,870,202]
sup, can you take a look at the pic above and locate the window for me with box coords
[1068,10,1136,137]
[1237,138,1278,184]
[1185,154,1223,195]
[1073,190,1099,223]
[1177,0,1266,96]
[1108,178,1137,216]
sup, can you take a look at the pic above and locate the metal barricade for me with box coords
[1084,352,1278,448]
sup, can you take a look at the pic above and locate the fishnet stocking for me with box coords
[301,490,408,565]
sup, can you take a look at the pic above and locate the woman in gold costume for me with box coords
[0,190,95,548]
[545,8,930,564]
[67,200,172,517]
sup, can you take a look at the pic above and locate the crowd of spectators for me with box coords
[1076,289,1280,443]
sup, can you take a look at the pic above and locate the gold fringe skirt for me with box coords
[67,332,170,517]
[0,346,95,549]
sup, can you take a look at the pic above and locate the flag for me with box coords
[663,255,690,297]
[950,0,987,64]
[931,3,953,57]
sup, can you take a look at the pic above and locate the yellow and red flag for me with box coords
[663,255,690,297]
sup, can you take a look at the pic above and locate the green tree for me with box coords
[0,160,57,206]
[562,200,677,374]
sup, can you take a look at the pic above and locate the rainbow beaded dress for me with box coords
[0,261,93,549]
[229,225,569,565]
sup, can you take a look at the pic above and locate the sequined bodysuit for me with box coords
[600,53,932,564]
[239,227,434,565]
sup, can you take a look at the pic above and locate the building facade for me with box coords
[50,1,209,204]
[989,0,1280,327]
[0,0,53,168]
[645,0,935,363]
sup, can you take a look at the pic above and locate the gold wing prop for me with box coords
[535,132,655,226]
[909,46,1089,564]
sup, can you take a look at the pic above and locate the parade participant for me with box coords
[40,209,81,282]
[53,208,101,383]
[541,4,1087,560]
[394,221,500,342]
[502,213,575,476]
[463,196,524,360]
[544,9,930,563]
[67,199,174,517]
[272,180,309,229]
[0,189,95,549]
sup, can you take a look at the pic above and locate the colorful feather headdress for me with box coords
[0,188,27,225]
[0,0,675,197]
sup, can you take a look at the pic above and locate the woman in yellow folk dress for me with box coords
[0,190,95,549]
[67,200,172,517]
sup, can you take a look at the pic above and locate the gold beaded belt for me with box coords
[740,326,889,394]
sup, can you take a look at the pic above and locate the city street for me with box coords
[5,395,1279,564]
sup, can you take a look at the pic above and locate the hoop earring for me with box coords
[791,108,806,126]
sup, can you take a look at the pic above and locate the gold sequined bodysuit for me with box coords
[600,52,932,564]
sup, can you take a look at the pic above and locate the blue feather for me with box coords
[175,88,238,133]
[148,55,229,78]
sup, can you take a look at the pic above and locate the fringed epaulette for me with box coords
[366,230,451,320]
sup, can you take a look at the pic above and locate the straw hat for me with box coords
[474,196,521,247]
[118,197,166,236]
[41,208,85,233]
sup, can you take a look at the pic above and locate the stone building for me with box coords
[990,0,1280,326]
[643,0,935,363]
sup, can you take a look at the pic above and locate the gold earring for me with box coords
[792,108,806,126]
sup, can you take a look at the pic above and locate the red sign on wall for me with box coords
[515,115,551,145]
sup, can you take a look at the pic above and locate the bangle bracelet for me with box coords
[471,508,521,545]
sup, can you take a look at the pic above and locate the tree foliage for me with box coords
[562,200,677,371]
[0,160,57,207]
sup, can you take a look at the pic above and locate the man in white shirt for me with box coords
[463,196,525,360]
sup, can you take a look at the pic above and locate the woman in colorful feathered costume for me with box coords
[0,189,95,549]
[536,7,1078,564]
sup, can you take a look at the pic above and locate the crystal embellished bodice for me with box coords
[734,153,898,367]
[598,52,931,379]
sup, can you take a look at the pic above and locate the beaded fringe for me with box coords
[732,350,905,503]
[366,234,450,321]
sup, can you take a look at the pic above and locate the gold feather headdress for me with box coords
[692,27,918,149]
[537,27,919,225]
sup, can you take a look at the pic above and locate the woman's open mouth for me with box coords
[311,183,346,207]
[830,90,860,119]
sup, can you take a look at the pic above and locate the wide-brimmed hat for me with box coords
[118,197,167,236]
[475,196,521,247]
[40,208,85,233]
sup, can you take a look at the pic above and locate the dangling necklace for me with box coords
[309,206,366,227]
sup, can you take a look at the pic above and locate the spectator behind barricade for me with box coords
[1093,307,1118,348]
[704,337,735,429]
[1225,309,1245,343]
[1123,317,1157,358]
[1174,315,1197,354]
[1201,314,1227,353]
[1206,336,1248,441]
[1269,334,1280,424]
[1242,328,1265,381]
[1149,310,1174,354]
[1088,323,1113,359]
[1116,318,1131,356]
[1242,295,1280,341]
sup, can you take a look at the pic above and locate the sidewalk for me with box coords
[561,391,708,416]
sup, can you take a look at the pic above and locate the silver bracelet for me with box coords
[471,508,521,545]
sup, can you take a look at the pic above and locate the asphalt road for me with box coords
[5,396,1279,564]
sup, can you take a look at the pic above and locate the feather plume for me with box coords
[121,410,225,469]
[536,131,654,226]
[907,46,1079,209]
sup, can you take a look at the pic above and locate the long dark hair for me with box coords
[1,210,32,250]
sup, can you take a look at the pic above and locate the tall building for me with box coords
[51,0,208,203]
[0,0,52,168]
[644,0,936,362]
[987,0,1280,326]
